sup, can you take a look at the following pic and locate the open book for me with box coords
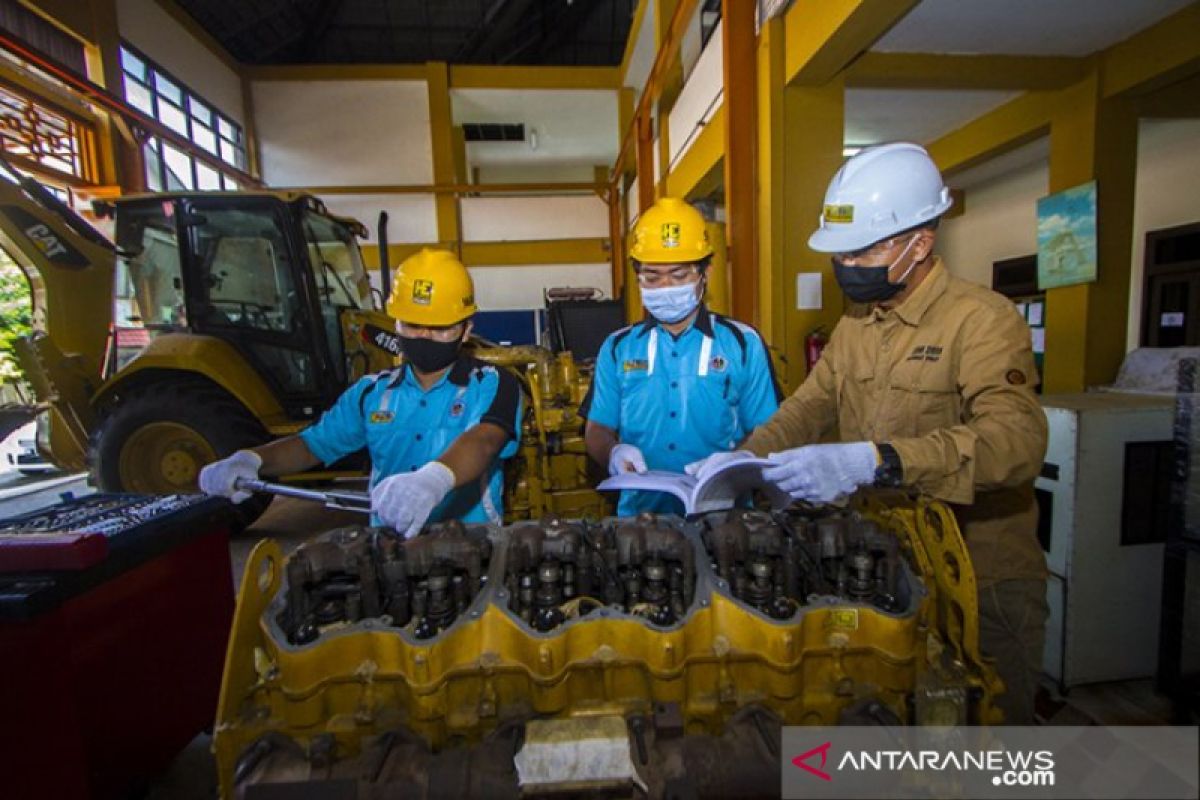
[597,454,791,514]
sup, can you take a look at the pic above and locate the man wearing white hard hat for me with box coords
[690,142,1049,724]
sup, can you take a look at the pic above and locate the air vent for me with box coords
[463,123,526,142]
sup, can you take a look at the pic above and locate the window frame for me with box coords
[118,42,246,192]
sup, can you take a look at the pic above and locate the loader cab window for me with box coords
[193,207,299,334]
[185,201,321,403]
[301,210,368,383]
[113,203,186,370]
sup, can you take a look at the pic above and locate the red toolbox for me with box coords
[0,494,236,799]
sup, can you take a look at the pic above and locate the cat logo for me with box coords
[622,359,649,373]
[661,222,681,249]
[369,410,394,424]
[450,400,466,418]
[412,278,434,305]
[709,355,728,373]
[0,206,89,268]
[823,204,854,224]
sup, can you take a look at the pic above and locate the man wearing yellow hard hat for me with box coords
[580,197,782,515]
[199,248,523,537]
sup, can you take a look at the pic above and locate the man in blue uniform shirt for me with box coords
[199,248,522,538]
[581,198,782,516]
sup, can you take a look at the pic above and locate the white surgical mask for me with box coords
[641,283,701,324]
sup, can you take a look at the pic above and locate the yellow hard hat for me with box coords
[387,248,477,326]
[629,197,713,264]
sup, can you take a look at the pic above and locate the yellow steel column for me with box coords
[1042,68,1138,393]
[654,0,683,195]
[723,0,759,325]
[757,17,845,393]
[705,220,730,315]
[88,0,132,189]
[452,125,468,184]
[636,112,656,212]
[426,62,460,251]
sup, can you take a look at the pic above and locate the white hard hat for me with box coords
[808,142,953,253]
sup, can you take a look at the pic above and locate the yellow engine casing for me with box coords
[213,496,1000,798]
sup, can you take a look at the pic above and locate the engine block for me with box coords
[214,498,1000,799]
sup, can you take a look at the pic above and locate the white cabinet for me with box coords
[1036,392,1174,688]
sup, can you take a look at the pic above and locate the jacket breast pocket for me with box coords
[887,359,962,437]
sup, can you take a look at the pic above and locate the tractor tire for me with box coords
[88,379,272,529]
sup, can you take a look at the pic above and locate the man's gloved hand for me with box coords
[198,450,262,504]
[608,443,648,476]
[762,442,878,504]
[370,462,457,539]
[684,449,756,481]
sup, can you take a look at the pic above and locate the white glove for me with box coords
[198,450,262,504]
[608,443,648,476]
[370,462,457,539]
[761,442,878,504]
[684,449,756,481]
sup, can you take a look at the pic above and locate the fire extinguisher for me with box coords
[804,326,828,372]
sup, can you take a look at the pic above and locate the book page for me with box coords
[596,459,790,514]
[596,470,697,508]
[690,457,792,513]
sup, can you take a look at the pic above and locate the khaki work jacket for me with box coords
[744,258,1049,586]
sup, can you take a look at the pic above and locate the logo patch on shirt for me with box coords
[450,400,466,417]
[412,278,434,305]
[906,344,944,362]
[369,410,394,424]
[709,355,728,372]
[1006,369,1027,386]
[661,222,681,249]
[823,203,854,224]
[622,359,649,373]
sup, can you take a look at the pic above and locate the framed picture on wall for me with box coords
[1037,180,1098,290]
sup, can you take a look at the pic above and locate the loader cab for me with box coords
[111,193,374,420]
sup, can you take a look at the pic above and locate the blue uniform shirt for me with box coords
[300,356,522,525]
[581,305,783,515]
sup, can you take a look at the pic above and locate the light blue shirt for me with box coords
[582,305,782,515]
[300,356,522,525]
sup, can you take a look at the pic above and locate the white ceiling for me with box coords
[873,0,1195,56]
[451,88,619,169]
[944,136,1050,189]
[845,0,1195,156]
[845,88,1022,148]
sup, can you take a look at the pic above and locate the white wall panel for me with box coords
[1128,118,1200,351]
[116,0,244,123]
[252,80,432,187]
[469,263,612,310]
[461,195,608,241]
[939,159,1047,288]
[624,0,657,100]
[319,194,438,244]
[668,20,724,169]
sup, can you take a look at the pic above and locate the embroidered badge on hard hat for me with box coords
[824,204,854,224]
[661,222,681,248]
[412,279,434,304]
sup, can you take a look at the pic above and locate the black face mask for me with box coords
[400,335,461,373]
[832,260,907,303]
